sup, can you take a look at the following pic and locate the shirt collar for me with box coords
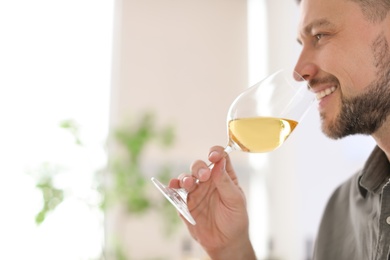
[358,145,390,197]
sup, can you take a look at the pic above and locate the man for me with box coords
[169,0,390,259]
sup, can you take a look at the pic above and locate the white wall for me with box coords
[110,0,249,160]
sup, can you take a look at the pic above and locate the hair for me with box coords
[353,0,390,22]
[296,0,390,22]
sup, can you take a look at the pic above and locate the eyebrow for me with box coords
[297,18,335,44]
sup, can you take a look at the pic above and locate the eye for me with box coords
[315,34,323,41]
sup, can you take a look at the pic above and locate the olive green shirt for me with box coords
[314,146,390,260]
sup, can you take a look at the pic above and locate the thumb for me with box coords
[211,158,241,202]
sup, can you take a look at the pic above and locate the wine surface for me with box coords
[228,116,298,153]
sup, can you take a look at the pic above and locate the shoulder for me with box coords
[316,171,361,237]
[313,171,362,259]
[326,171,361,207]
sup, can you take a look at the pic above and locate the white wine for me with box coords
[228,116,298,153]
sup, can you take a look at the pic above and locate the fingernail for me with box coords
[183,176,191,184]
[208,151,219,159]
[198,168,207,180]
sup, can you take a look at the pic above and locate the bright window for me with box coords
[0,1,113,259]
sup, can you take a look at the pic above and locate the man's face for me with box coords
[295,0,390,139]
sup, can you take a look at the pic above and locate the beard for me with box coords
[320,34,390,139]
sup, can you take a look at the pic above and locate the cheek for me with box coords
[321,47,377,97]
[340,70,376,98]
[338,45,378,94]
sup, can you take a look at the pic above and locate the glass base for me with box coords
[151,177,196,225]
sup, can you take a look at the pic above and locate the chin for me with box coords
[320,117,343,140]
[321,126,337,139]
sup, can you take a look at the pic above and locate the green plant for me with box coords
[31,119,82,225]
[30,112,180,260]
[33,163,65,225]
[100,112,180,234]
[31,112,180,228]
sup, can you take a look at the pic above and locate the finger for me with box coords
[208,146,226,163]
[177,173,197,190]
[169,174,199,193]
[168,178,180,189]
[208,146,238,184]
[190,160,211,183]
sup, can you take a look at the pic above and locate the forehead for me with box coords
[298,0,361,32]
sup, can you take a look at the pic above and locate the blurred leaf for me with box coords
[114,240,128,260]
[157,164,173,184]
[59,119,82,145]
[108,112,178,217]
[35,176,64,225]
[159,126,175,147]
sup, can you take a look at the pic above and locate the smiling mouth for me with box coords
[316,86,336,100]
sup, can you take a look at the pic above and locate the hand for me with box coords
[169,146,256,259]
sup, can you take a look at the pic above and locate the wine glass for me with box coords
[151,69,315,225]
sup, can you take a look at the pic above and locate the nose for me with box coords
[293,47,318,82]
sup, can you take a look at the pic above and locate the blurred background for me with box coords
[0,0,375,259]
